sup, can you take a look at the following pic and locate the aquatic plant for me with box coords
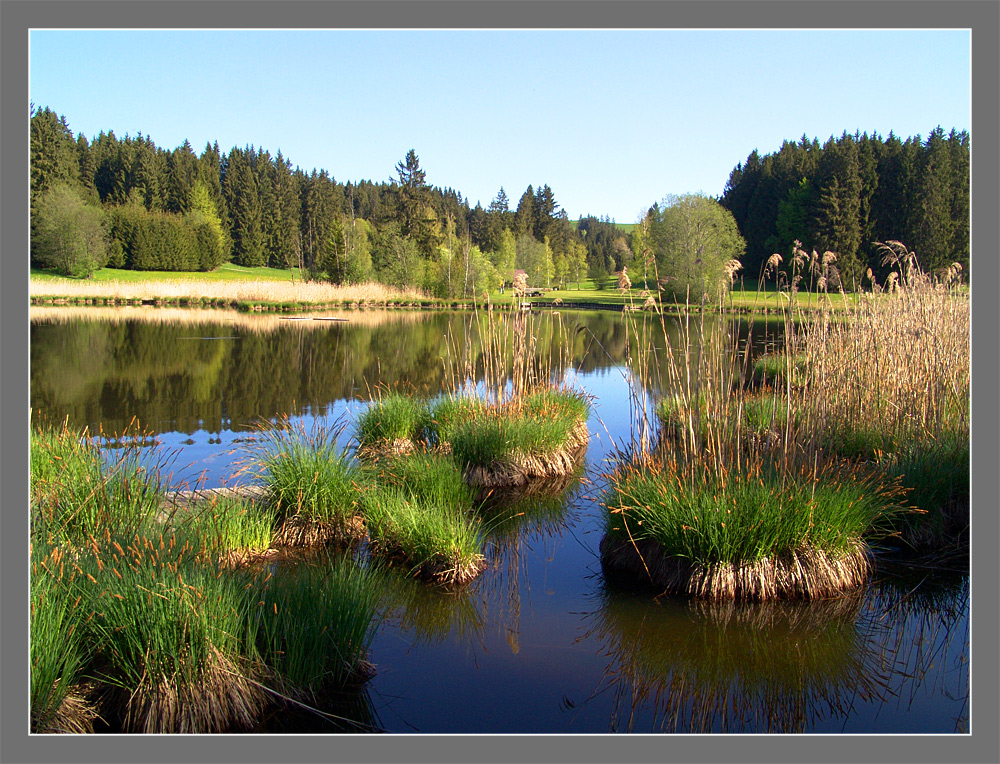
[252,555,383,699]
[449,389,590,488]
[30,421,166,545]
[355,391,430,459]
[30,541,96,733]
[78,527,267,733]
[601,457,904,599]
[180,493,277,560]
[249,418,365,547]
[362,487,486,586]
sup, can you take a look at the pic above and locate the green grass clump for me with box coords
[448,412,564,468]
[79,528,267,733]
[253,556,383,698]
[30,542,93,733]
[879,431,969,549]
[520,388,591,423]
[184,494,276,555]
[370,451,477,511]
[355,392,430,453]
[426,394,486,446]
[30,424,166,545]
[603,459,901,566]
[752,352,808,387]
[362,488,486,586]
[254,421,361,536]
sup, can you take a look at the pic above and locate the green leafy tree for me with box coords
[493,227,517,286]
[31,183,108,277]
[188,179,229,269]
[649,194,745,300]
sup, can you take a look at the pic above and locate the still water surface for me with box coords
[29,307,969,734]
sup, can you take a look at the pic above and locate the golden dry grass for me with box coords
[120,649,267,734]
[29,277,426,304]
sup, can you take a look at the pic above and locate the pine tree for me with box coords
[222,147,265,267]
[30,106,80,205]
[166,140,198,214]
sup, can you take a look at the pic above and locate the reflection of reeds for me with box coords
[30,305,430,332]
[586,582,887,733]
[861,568,970,731]
[376,564,486,647]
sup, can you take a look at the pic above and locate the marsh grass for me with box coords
[362,487,486,586]
[30,542,96,733]
[426,393,487,447]
[355,391,430,459]
[448,388,590,488]
[244,418,365,547]
[181,494,277,558]
[601,457,903,599]
[253,556,383,699]
[368,451,478,510]
[76,527,267,733]
[30,421,167,545]
[751,351,808,389]
[610,241,969,599]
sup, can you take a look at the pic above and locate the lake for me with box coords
[28,306,969,734]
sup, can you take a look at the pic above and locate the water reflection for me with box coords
[30,306,782,440]
[583,580,887,733]
[581,565,970,734]
[28,307,968,734]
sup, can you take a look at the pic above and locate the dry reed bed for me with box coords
[29,277,427,304]
[601,243,967,599]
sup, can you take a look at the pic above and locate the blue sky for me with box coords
[29,29,970,222]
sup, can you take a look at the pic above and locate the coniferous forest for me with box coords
[30,105,970,291]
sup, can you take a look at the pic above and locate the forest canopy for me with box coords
[29,105,969,291]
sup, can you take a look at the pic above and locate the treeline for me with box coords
[29,106,640,292]
[720,129,970,287]
[30,106,969,293]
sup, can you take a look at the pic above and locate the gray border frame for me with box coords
[4,2,997,763]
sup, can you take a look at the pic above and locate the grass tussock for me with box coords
[30,542,97,733]
[253,557,383,699]
[449,388,591,488]
[601,458,901,599]
[30,420,167,545]
[77,527,268,733]
[362,487,486,587]
[355,392,430,460]
[244,418,366,548]
[610,240,969,600]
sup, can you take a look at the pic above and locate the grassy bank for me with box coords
[30,267,864,313]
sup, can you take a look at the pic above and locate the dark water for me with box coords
[29,306,970,734]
